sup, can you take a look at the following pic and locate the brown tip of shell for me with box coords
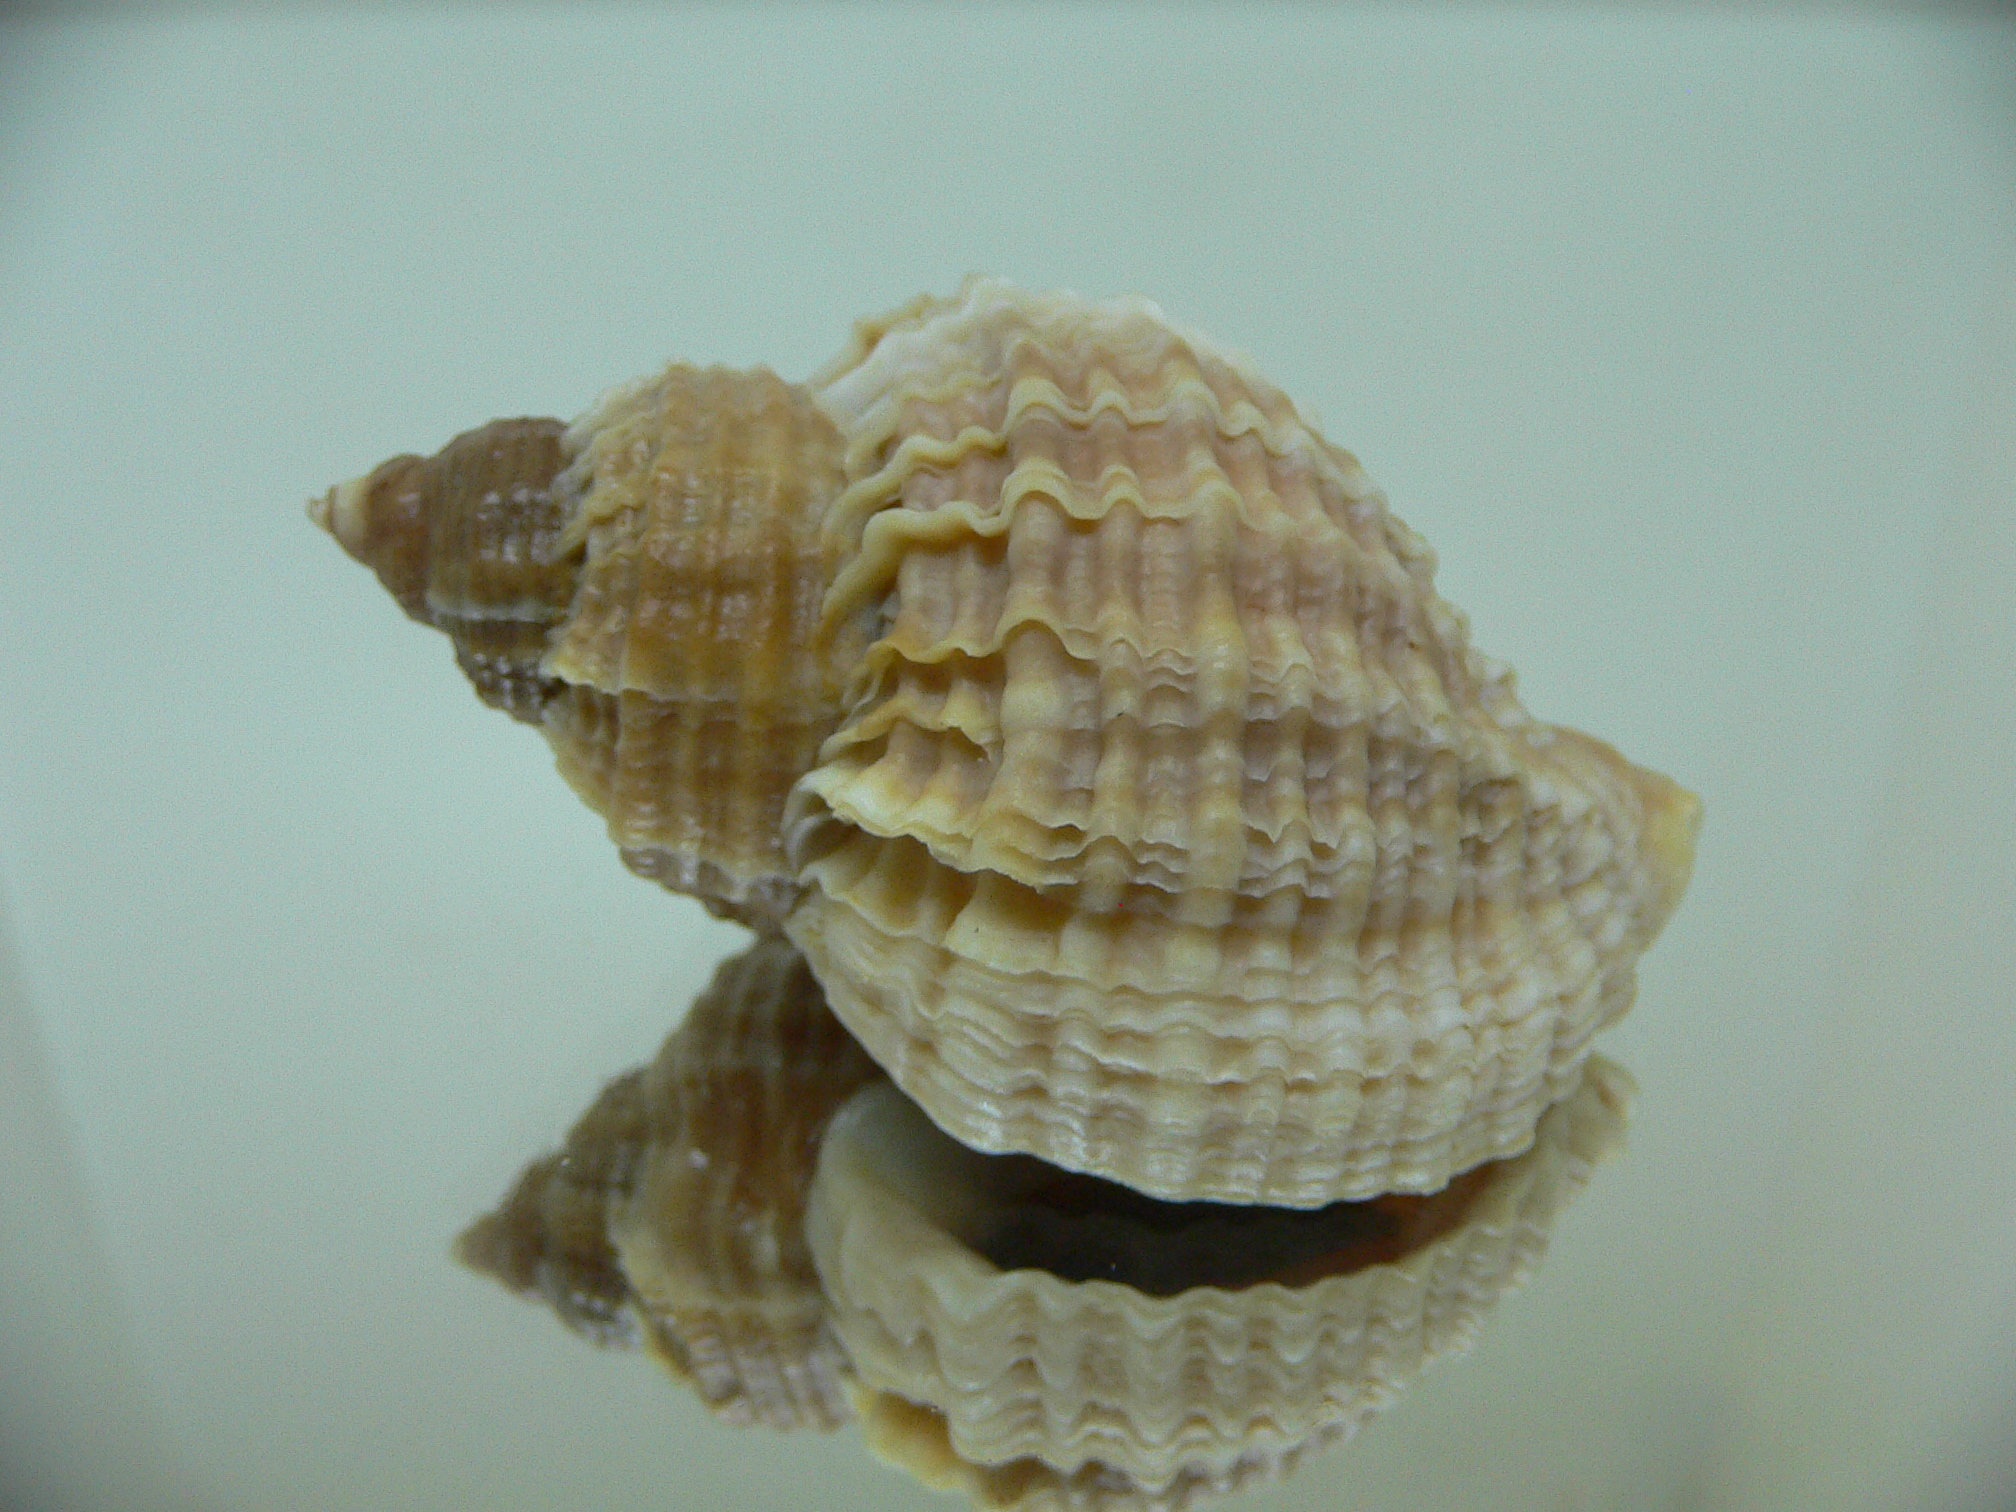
[452,1205,529,1289]
[311,417,572,629]
[311,450,436,621]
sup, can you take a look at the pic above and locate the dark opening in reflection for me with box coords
[971,1158,1499,1296]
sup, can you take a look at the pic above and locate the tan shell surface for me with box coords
[453,1064,649,1346]
[848,1388,1350,1512]
[312,416,577,722]
[806,1056,1633,1511]
[457,936,882,1430]
[784,278,1696,1203]
[316,367,861,927]
[542,365,867,925]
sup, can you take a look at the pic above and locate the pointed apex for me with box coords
[306,473,374,558]
[309,417,570,627]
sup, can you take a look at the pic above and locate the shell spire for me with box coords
[313,370,868,927]
[311,416,575,721]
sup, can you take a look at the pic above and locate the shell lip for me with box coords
[1643,780,1704,938]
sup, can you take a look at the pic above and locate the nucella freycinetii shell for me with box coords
[315,277,1696,1213]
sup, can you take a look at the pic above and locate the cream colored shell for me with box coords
[316,277,1698,1206]
[806,1057,1633,1511]
[456,936,882,1429]
[786,281,1693,1202]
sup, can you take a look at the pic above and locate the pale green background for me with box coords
[2,7,2013,1511]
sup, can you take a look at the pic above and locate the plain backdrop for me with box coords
[2,7,2013,1512]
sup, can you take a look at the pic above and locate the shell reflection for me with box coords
[458,937,880,1429]
[811,1063,1629,1510]
[461,939,1629,1509]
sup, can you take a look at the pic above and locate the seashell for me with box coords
[805,1056,1634,1511]
[456,935,882,1429]
[316,277,1698,1205]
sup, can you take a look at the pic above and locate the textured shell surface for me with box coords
[315,367,859,928]
[805,1058,1633,1511]
[456,936,882,1430]
[316,275,1699,1206]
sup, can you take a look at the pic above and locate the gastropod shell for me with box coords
[316,277,1697,1208]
